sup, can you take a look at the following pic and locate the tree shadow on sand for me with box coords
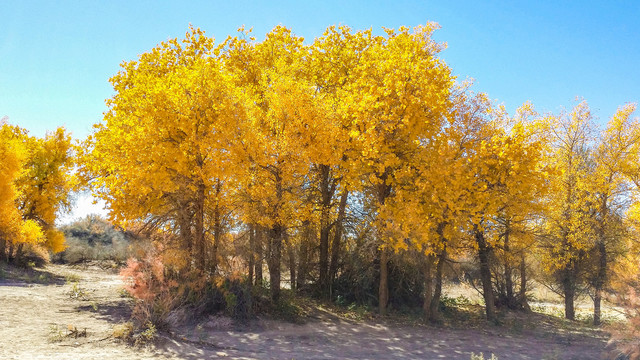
[0,263,65,286]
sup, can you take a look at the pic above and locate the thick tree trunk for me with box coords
[268,223,284,302]
[0,237,6,262]
[429,247,446,321]
[15,243,24,263]
[328,190,349,297]
[178,207,192,268]
[476,227,496,322]
[7,242,14,262]
[379,246,389,315]
[563,266,576,320]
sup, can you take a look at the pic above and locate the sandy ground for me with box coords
[0,264,616,360]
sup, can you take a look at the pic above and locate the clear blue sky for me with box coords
[1,0,638,221]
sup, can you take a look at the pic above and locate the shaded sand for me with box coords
[0,264,614,359]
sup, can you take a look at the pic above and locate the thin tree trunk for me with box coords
[594,240,606,325]
[255,226,263,286]
[211,202,221,274]
[376,172,391,316]
[476,226,496,322]
[519,252,530,311]
[286,235,296,292]
[423,255,434,321]
[318,165,334,296]
[329,190,349,297]
[195,182,206,272]
[297,220,311,290]
[504,224,514,307]
[594,195,608,326]
[248,225,255,285]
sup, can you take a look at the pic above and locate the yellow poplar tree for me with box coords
[84,27,240,272]
[588,103,639,324]
[540,101,596,320]
[224,26,330,302]
[343,24,453,314]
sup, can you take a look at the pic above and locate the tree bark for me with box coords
[318,165,335,296]
[255,226,263,286]
[296,220,310,290]
[594,195,608,326]
[519,252,530,311]
[0,237,6,262]
[286,235,296,292]
[429,247,446,322]
[328,190,349,297]
[268,223,284,302]
[195,181,206,272]
[503,223,514,307]
[178,205,193,268]
[563,265,576,320]
[248,225,255,285]
[594,240,607,325]
[210,198,221,274]
[376,172,392,315]
[476,226,496,322]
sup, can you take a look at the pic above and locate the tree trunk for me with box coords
[211,203,221,275]
[429,247,446,322]
[286,235,296,292]
[7,242,14,262]
[503,224,514,307]
[297,220,311,291]
[195,182,206,272]
[375,171,392,316]
[255,226,263,286]
[329,190,349,297]
[563,266,576,320]
[318,165,335,296]
[0,237,6,262]
[15,243,24,263]
[178,206,192,268]
[519,252,530,311]
[476,227,496,322]
[594,240,607,325]
[268,223,284,302]
[423,255,434,321]
[379,246,389,315]
[248,225,255,285]
[594,196,608,326]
